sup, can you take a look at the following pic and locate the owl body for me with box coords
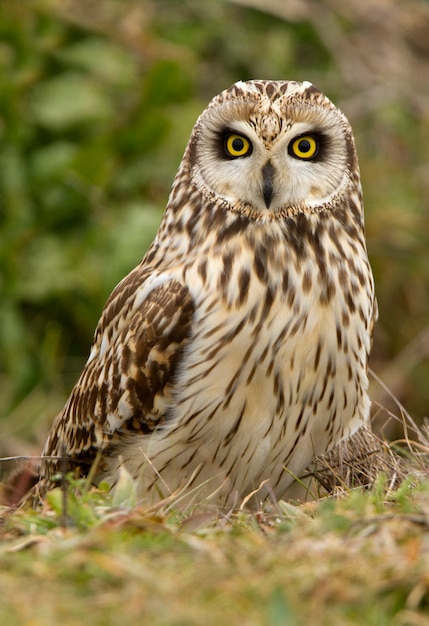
[39,81,376,507]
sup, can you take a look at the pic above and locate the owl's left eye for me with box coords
[289,135,319,160]
[225,133,252,158]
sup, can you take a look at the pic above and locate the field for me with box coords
[1,469,429,625]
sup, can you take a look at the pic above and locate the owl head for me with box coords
[184,80,359,219]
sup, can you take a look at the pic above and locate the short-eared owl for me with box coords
[38,80,376,508]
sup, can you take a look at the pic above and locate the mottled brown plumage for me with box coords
[38,80,377,508]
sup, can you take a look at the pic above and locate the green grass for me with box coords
[2,476,429,625]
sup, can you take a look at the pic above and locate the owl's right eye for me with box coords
[224,133,252,158]
[289,135,319,160]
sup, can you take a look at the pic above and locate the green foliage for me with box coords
[0,2,197,417]
[0,0,429,436]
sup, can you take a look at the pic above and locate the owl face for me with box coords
[188,80,357,218]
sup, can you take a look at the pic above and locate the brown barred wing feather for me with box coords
[40,278,195,483]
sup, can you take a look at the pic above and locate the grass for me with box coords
[1,399,428,625]
[1,465,429,625]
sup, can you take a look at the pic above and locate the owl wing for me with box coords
[41,273,195,479]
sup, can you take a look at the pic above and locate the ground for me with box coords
[1,465,429,625]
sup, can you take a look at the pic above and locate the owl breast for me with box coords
[109,213,372,506]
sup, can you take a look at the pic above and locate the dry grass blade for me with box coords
[311,425,408,497]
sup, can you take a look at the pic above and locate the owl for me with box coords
[38,80,377,509]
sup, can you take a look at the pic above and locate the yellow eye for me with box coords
[225,133,251,158]
[290,135,318,159]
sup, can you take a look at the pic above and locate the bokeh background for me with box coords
[1,0,429,460]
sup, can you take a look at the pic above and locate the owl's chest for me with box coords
[173,239,369,429]
[121,235,372,503]
[173,256,341,425]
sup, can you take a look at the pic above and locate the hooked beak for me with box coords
[262,160,275,209]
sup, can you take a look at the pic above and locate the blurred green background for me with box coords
[1,0,428,458]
